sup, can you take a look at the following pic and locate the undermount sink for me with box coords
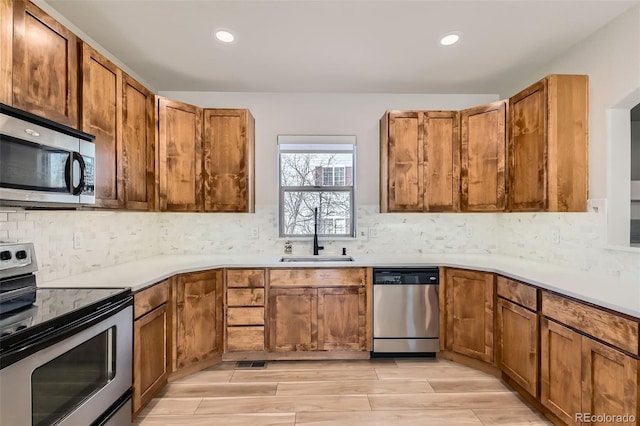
[279,256,354,262]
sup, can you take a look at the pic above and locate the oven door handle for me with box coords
[0,296,132,369]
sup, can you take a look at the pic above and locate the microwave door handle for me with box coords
[71,152,86,195]
[64,155,72,194]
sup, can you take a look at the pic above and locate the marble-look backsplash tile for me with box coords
[159,205,501,256]
[0,210,162,282]
[1,204,637,285]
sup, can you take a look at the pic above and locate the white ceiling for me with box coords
[45,0,639,94]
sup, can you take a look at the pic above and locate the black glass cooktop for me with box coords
[0,288,131,358]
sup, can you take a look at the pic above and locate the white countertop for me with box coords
[38,253,640,318]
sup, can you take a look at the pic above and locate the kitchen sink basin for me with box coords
[279,256,354,262]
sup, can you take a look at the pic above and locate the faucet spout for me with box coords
[313,207,324,255]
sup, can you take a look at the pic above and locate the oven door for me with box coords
[0,304,132,426]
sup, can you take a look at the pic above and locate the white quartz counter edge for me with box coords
[38,253,640,319]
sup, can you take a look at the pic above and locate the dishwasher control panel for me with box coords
[373,268,439,285]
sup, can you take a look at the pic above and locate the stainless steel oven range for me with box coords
[0,243,132,426]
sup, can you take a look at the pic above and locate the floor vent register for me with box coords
[235,361,267,369]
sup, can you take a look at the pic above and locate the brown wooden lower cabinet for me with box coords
[496,298,538,397]
[541,318,639,426]
[540,318,583,425]
[268,286,367,352]
[443,268,494,363]
[225,269,267,353]
[318,287,366,351]
[133,305,168,415]
[581,335,638,424]
[269,288,318,352]
[132,279,170,416]
[173,270,223,371]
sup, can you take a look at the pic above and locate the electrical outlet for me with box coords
[248,227,259,239]
[358,227,369,241]
[551,229,560,244]
[465,225,473,238]
[73,232,82,249]
[368,227,378,238]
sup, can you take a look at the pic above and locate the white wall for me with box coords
[158,92,498,205]
[633,121,640,181]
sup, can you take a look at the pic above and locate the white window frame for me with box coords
[277,135,356,239]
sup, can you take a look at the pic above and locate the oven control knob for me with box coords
[0,251,11,261]
[15,250,27,260]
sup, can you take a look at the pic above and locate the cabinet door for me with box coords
[384,111,424,212]
[80,43,123,208]
[158,97,202,212]
[0,0,12,105]
[203,109,255,212]
[317,287,366,351]
[12,0,78,127]
[508,79,547,211]
[174,270,222,370]
[133,304,168,415]
[444,268,494,363]
[496,298,538,397]
[581,337,638,423]
[460,101,506,211]
[424,111,460,212]
[123,74,155,210]
[268,288,318,351]
[540,318,582,426]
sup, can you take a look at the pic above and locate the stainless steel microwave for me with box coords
[0,104,95,207]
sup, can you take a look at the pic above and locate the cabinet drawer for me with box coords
[269,268,366,288]
[134,280,170,319]
[227,288,265,306]
[226,269,265,288]
[227,307,264,326]
[227,326,265,352]
[497,276,537,311]
[542,291,639,355]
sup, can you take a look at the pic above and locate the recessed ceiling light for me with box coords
[440,32,462,46]
[214,29,236,43]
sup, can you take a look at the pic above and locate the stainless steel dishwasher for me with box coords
[373,267,439,355]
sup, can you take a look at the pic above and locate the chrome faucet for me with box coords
[313,207,324,255]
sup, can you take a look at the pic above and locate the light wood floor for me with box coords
[135,358,552,425]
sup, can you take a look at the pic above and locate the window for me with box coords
[278,135,356,238]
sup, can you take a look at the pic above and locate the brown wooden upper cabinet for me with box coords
[460,101,506,212]
[158,97,203,212]
[508,74,588,212]
[122,74,156,210]
[81,43,155,210]
[203,109,255,213]
[9,0,79,127]
[380,110,459,212]
[1,0,14,105]
[81,44,123,208]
